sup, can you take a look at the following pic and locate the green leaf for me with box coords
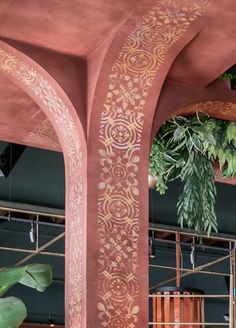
[173,126,185,141]
[0,297,26,328]
[19,264,52,292]
[0,264,52,296]
[205,134,216,146]
[191,134,203,152]
[227,122,236,143]
[0,267,25,297]
[149,112,236,237]
[218,72,236,80]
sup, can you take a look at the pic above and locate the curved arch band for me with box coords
[0,41,87,328]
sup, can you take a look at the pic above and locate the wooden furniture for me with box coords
[152,287,205,328]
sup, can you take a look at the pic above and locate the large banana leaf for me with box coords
[20,264,52,291]
[0,296,27,328]
[0,264,52,296]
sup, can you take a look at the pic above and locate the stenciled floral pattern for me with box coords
[175,101,236,122]
[0,45,85,328]
[23,118,61,151]
[97,0,211,327]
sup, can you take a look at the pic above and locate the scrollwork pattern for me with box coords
[98,0,210,327]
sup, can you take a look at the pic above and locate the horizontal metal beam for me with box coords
[0,200,65,218]
[149,323,228,326]
[0,246,64,257]
[153,237,229,252]
[149,264,230,277]
[149,294,229,298]
[149,223,236,243]
[151,254,231,289]
[15,232,65,266]
[0,215,65,228]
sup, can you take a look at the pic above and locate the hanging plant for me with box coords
[149,112,236,235]
[218,72,236,80]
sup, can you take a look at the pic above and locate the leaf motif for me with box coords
[97,302,106,312]
[131,306,140,315]
[98,149,107,158]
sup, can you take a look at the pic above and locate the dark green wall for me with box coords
[150,180,236,235]
[0,141,235,324]
[0,142,65,209]
[0,221,65,324]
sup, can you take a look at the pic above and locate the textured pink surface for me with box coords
[1,0,236,327]
[0,74,60,151]
[167,0,236,86]
[0,41,87,328]
[87,1,213,327]
[0,0,136,57]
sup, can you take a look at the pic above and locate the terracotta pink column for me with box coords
[0,1,216,326]
[87,1,213,327]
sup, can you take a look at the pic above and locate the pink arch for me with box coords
[174,100,236,121]
[87,0,214,327]
[0,41,86,328]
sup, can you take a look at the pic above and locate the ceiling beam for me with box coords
[15,232,65,266]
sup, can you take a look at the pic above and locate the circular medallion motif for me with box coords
[137,27,168,45]
[112,317,126,328]
[111,124,131,145]
[105,119,137,149]
[109,199,129,220]
[112,164,126,180]
[124,50,156,74]
[109,277,129,299]
[102,195,138,225]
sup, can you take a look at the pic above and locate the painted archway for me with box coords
[0,41,87,328]
[2,1,234,327]
[174,100,236,121]
[87,0,213,327]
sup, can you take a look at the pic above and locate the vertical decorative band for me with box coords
[97,0,210,327]
[0,47,85,328]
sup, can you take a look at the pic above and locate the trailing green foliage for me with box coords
[149,113,236,235]
[218,72,236,80]
[0,264,52,327]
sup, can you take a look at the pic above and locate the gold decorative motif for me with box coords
[98,0,211,327]
[174,101,236,122]
[0,47,85,328]
[23,118,61,151]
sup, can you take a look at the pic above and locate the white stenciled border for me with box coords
[0,44,86,328]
